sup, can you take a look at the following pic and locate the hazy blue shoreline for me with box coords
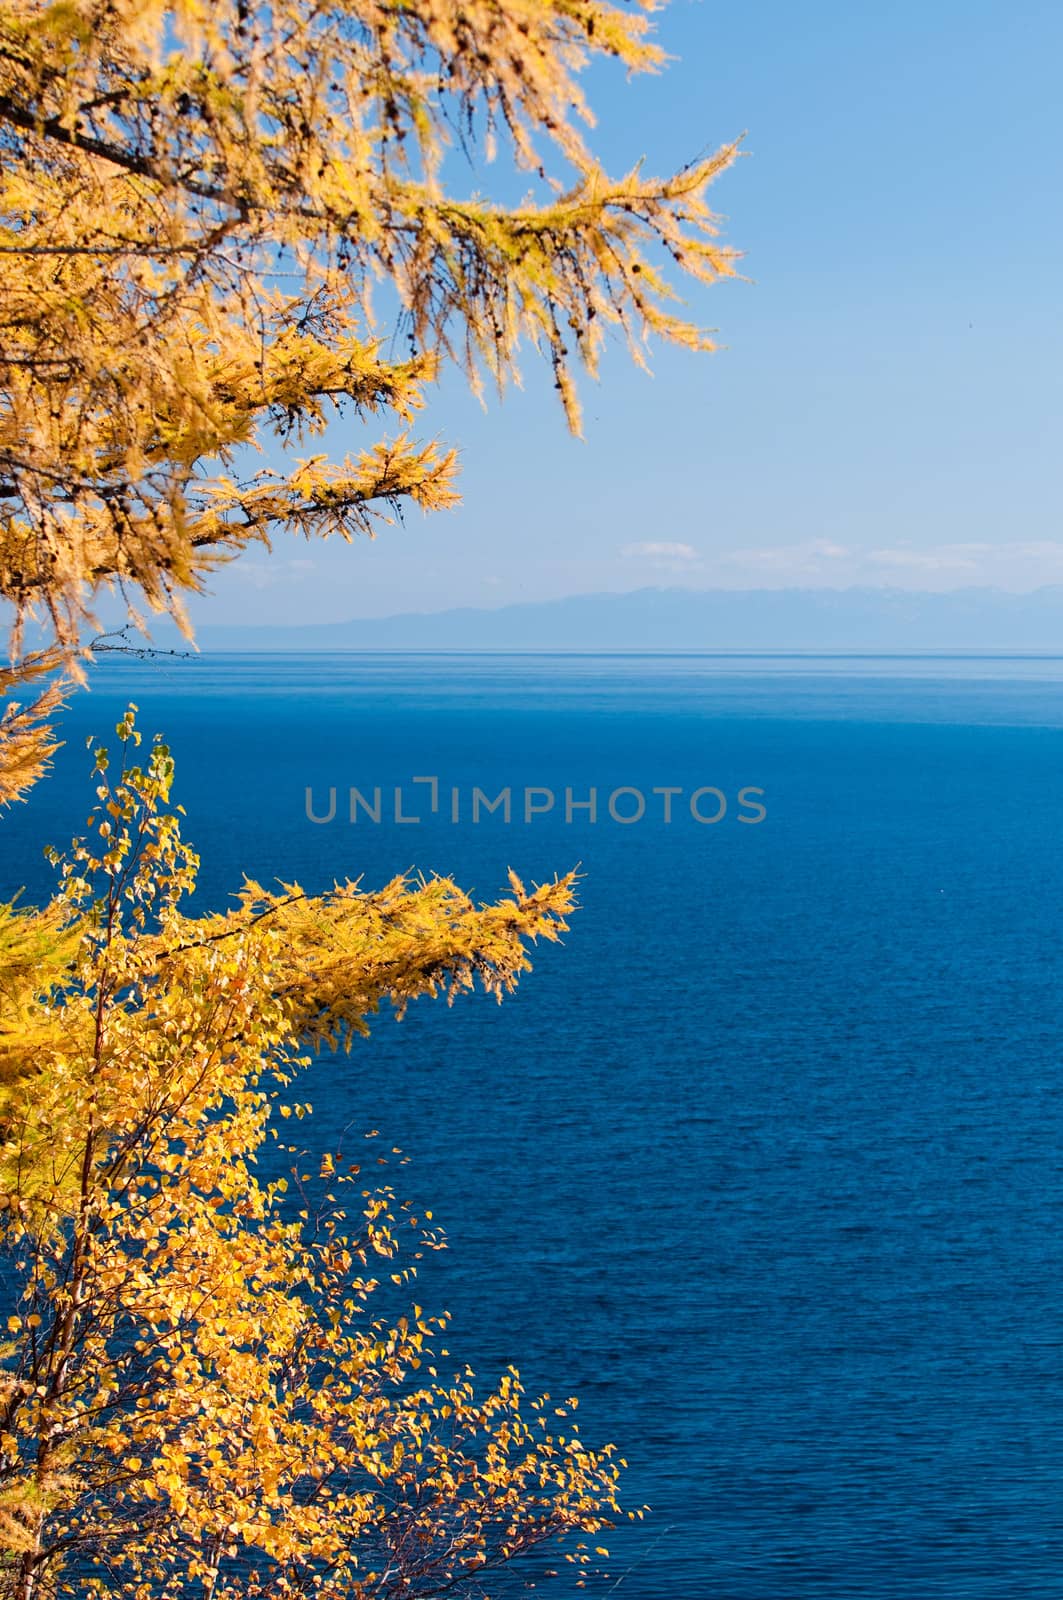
[65,582,1063,655]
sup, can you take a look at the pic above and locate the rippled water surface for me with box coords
[8,652,1063,1599]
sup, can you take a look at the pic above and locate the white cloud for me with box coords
[867,542,1063,584]
[240,557,318,590]
[869,547,984,573]
[607,533,1063,593]
[719,538,851,575]
[696,538,1063,592]
[622,541,700,561]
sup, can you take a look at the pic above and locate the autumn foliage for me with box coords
[0,716,635,1597]
[0,0,737,768]
[0,0,738,1591]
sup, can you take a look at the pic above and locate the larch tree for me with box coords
[0,0,739,787]
[0,0,739,1593]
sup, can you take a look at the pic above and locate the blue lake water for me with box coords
[6,652,1063,1599]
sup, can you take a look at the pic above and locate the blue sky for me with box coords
[195,0,1062,625]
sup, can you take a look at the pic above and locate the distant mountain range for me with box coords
[180,586,1063,652]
